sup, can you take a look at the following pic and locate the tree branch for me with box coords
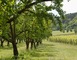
[16,30,28,38]
[7,0,52,23]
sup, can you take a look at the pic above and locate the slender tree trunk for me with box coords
[10,21,18,59]
[1,39,4,47]
[26,40,29,50]
[25,34,29,50]
[30,39,36,49]
[26,31,30,50]
[36,41,39,46]
[34,41,36,49]
[39,39,42,44]
[31,39,34,49]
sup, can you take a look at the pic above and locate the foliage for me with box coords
[0,0,65,58]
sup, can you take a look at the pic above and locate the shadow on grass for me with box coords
[30,43,57,57]
[0,41,58,60]
[30,52,55,57]
[0,46,13,50]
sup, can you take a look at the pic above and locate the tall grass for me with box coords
[49,35,77,45]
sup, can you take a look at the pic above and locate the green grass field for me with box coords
[1,40,77,60]
[0,31,77,60]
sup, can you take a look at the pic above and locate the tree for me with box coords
[0,0,65,59]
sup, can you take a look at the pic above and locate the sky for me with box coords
[62,0,77,13]
[46,0,77,14]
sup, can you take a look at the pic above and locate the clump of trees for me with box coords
[0,0,64,59]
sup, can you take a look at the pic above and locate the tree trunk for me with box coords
[12,42,18,59]
[39,40,42,44]
[1,39,4,47]
[30,39,34,49]
[9,21,18,59]
[26,40,29,50]
[34,41,36,49]
[36,41,39,46]
[25,31,30,50]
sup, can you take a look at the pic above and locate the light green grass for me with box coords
[0,42,26,59]
[0,31,76,60]
[1,40,77,60]
[30,40,77,60]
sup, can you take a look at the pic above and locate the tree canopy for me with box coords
[0,0,65,59]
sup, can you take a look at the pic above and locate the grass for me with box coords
[50,31,77,45]
[0,31,77,60]
[0,42,26,59]
[30,40,77,60]
[1,40,77,60]
[49,35,77,45]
